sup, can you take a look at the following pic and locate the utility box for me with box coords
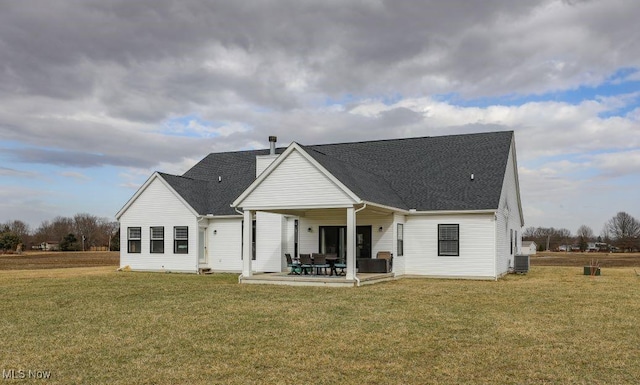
[514,254,530,273]
[583,266,601,276]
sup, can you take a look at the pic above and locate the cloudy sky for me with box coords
[1,0,638,235]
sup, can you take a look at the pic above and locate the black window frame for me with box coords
[510,229,514,255]
[150,226,164,254]
[128,227,141,254]
[174,226,189,254]
[438,224,459,257]
[397,223,404,257]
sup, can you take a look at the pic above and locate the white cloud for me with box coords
[588,150,640,178]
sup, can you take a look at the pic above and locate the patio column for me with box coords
[346,206,356,280]
[242,210,253,277]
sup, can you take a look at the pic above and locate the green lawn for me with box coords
[1,267,639,384]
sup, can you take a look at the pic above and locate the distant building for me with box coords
[522,241,537,255]
[41,241,59,251]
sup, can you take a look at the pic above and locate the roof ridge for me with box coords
[309,130,512,149]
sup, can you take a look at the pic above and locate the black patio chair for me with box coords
[299,254,313,275]
[312,253,329,275]
[285,253,301,275]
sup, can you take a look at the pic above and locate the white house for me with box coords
[116,131,524,284]
[522,241,537,255]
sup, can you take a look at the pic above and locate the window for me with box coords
[174,226,189,254]
[128,227,141,253]
[438,224,459,256]
[397,224,404,256]
[150,227,164,253]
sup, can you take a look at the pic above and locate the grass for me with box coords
[1,267,639,384]
[0,251,118,270]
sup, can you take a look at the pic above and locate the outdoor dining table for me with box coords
[326,257,339,276]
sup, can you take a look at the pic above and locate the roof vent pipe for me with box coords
[268,136,277,155]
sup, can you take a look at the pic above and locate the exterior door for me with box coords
[356,226,372,258]
[319,226,371,259]
[198,228,207,265]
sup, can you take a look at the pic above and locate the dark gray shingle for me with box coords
[158,131,513,215]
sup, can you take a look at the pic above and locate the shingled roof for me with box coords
[159,131,514,215]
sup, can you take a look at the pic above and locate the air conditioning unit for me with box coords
[514,254,529,273]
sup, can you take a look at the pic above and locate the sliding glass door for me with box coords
[319,226,371,259]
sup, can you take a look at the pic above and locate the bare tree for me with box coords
[73,213,101,251]
[576,225,594,251]
[522,226,573,251]
[605,212,640,252]
[33,216,74,246]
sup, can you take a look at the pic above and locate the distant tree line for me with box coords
[0,214,119,253]
[524,211,640,252]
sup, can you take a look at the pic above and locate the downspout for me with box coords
[352,203,367,287]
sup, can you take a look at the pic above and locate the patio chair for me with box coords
[299,254,313,275]
[285,253,301,275]
[312,253,330,275]
[326,253,346,275]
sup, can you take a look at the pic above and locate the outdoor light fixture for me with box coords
[213,230,217,235]
[378,226,383,232]
[308,227,312,233]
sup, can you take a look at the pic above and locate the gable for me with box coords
[117,175,197,221]
[236,147,359,209]
[497,140,525,227]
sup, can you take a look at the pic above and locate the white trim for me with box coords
[509,135,525,227]
[115,172,199,220]
[407,209,497,216]
[232,143,362,208]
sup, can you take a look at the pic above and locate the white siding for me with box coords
[404,214,496,278]
[361,210,394,257]
[495,142,524,276]
[207,218,243,272]
[205,214,286,273]
[240,150,356,209]
[119,177,198,273]
[255,211,284,272]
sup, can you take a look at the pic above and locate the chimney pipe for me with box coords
[268,136,277,155]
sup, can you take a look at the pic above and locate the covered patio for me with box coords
[231,142,406,286]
